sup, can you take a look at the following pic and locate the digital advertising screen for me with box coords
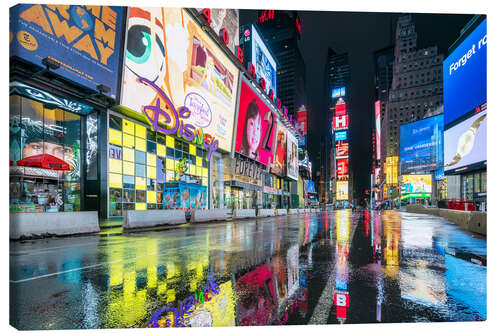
[375,101,381,161]
[337,159,348,177]
[335,99,347,116]
[332,87,346,98]
[297,107,307,135]
[401,174,432,199]
[335,142,349,159]
[271,121,287,176]
[335,131,348,141]
[287,131,299,180]
[444,109,486,172]
[251,24,277,96]
[385,156,399,185]
[333,115,349,131]
[400,115,444,174]
[336,181,348,201]
[196,8,239,53]
[10,5,124,98]
[443,19,486,126]
[120,8,239,153]
[305,180,315,193]
[236,79,277,165]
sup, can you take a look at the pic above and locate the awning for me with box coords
[16,154,72,170]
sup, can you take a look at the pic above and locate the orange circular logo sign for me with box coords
[17,30,38,51]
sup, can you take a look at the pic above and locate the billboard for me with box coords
[333,115,349,131]
[335,142,348,159]
[297,106,307,135]
[196,8,239,53]
[335,131,347,141]
[443,19,486,126]
[337,159,348,177]
[401,174,432,198]
[120,8,239,154]
[305,180,315,193]
[270,121,286,176]
[10,5,124,98]
[236,79,277,165]
[287,131,299,180]
[251,25,277,96]
[336,181,348,200]
[335,99,347,116]
[332,87,346,98]
[375,101,381,161]
[400,115,444,174]
[444,109,486,172]
[385,156,398,185]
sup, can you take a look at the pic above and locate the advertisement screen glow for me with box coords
[287,131,298,180]
[335,131,347,141]
[401,174,432,194]
[251,25,277,96]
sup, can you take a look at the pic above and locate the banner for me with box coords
[10,5,123,98]
[287,131,298,180]
[120,8,239,153]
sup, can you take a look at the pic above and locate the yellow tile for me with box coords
[136,202,146,210]
[157,144,166,157]
[123,147,135,162]
[147,166,156,178]
[196,167,202,176]
[136,177,146,190]
[136,138,146,151]
[202,168,208,177]
[123,119,135,135]
[147,191,156,204]
[165,135,175,148]
[123,161,135,175]
[109,173,122,188]
[189,144,196,155]
[196,156,202,166]
[109,159,122,174]
[166,159,174,170]
[189,165,195,175]
[136,124,146,139]
[123,134,135,148]
[147,153,156,166]
[109,128,122,146]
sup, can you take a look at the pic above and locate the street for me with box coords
[10,210,486,329]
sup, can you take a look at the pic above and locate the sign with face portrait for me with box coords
[286,131,298,180]
[235,79,277,165]
[271,121,287,176]
[120,7,239,154]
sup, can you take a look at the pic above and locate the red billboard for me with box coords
[375,101,381,161]
[333,115,349,131]
[337,159,349,177]
[235,79,277,165]
[336,142,349,159]
[297,107,307,136]
[335,99,346,116]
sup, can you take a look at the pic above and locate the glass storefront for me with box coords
[462,171,486,201]
[107,113,209,217]
[9,94,82,213]
[221,156,262,210]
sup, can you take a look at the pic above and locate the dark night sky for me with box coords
[240,9,473,200]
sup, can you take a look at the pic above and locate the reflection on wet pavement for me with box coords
[10,210,486,329]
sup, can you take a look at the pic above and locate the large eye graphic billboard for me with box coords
[120,7,239,153]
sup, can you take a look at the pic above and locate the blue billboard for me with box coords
[332,87,346,98]
[10,5,124,98]
[400,115,444,174]
[443,19,486,126]
[251,25,277,96]
[335,131,347,141]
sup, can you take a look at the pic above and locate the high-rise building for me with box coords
[382,14,444,195]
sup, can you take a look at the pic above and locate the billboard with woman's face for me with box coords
[120,7,239,154]
[234,79,276,165]
[271,122,286,176]
[287,131,298,180]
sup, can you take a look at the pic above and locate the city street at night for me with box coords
[10,210,486,329]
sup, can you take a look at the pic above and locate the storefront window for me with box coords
[481,172,487,193]
[474,173,481,193]
[9,94,82,213]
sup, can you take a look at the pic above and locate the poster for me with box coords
[270,121,286,176]
[336,181,348,201]
[235,79,277,165]
[287,131,298,180]
[10,5,123,98]
[120,7,239,153]
[195,8,239,53]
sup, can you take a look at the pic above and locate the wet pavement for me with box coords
[10,210,486,329]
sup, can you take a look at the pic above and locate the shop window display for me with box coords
[9,95,82,213]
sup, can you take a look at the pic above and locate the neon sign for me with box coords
[138,77,219,162]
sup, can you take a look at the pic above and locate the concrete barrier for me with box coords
[298,208,305,214]
[10,211,100,239]
[469,211,487,235]
[191,209,227,223]
[123,209,186,229]
[276,209,287,216]
[258,209,275,218]
[288,208,298,214]
[233,209,256,219]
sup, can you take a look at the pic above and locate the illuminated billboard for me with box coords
[333,115,349,131]
[235,78,277,165]
[337,159,348,177]
[443,19,486,126]
[401,174,432,199]
[335,98,347,116]
[10,5,124,98]
[385,156,398,185]
[120,8,239,154]
[444,109,486,172]
[335,142,348,159]
[332,87,346,98]
[271,121,287,176]
[335,131,347,141]
[336,181,348,200]
[287,131,298,180]
[196,8,239,53]
[375,101,381,161]
[400,115,444,174]
[297,106,307,135]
